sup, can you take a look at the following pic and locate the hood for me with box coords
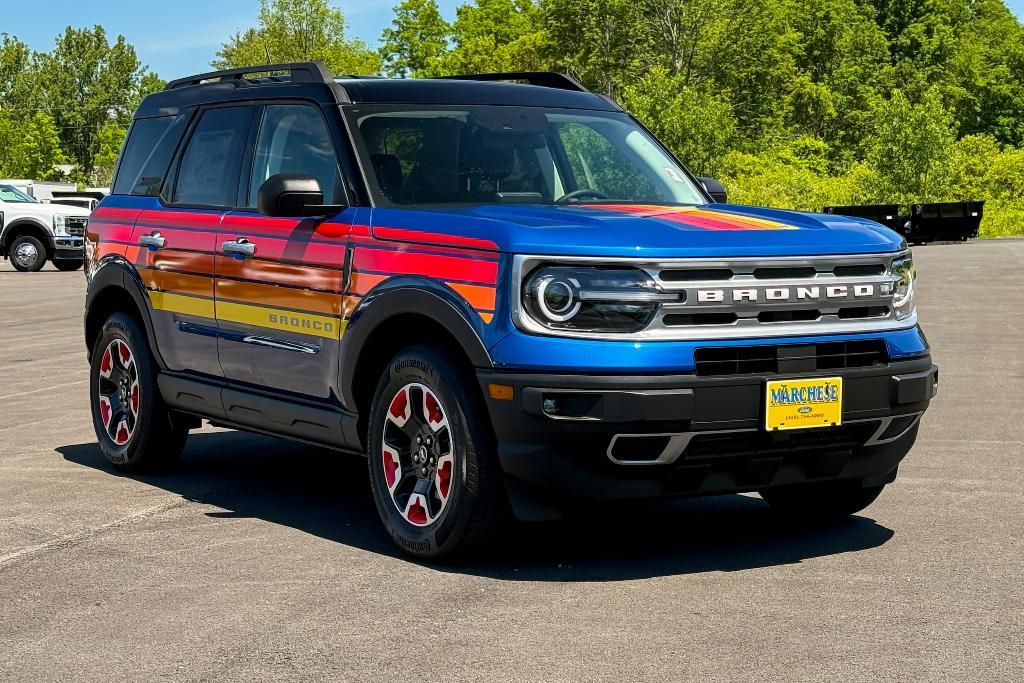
[2,200,91,220]
[370,203,905,258]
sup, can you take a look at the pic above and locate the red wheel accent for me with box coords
[382,445,400,489]
[99,395,112,428]
[406,495,429,525]
[129,383,140,416]
[381,382,454,527]
[425,391,443,426]
[99,347,113,378]
[436,457,452,499]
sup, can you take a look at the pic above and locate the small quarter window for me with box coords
[112,117,175,196]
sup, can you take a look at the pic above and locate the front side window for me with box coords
[112,116,174,196]
[248,104,342,206]
[173,106,251,207]
[0,185,38,203]
[349,106,706,207]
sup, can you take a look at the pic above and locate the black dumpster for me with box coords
[906,201,984,243]
[823,204,903,232]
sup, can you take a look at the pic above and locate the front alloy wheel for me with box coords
[367,345,506,560]
[381,383,456,527]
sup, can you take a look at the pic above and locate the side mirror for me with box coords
[698,177,727,203]
[256,173,343,217]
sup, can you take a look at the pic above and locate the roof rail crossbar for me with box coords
[434,72,589,93]
[165,61,334,90]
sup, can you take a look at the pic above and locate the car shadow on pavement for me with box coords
[59,430,895,582]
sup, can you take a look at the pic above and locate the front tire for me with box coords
[89,313,189,471]
[9,235,47,272]
[759,480,886,520]
[367,345,505,560]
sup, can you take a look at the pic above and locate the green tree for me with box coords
[380,0,451,77]
[542,0,647,96]
[434,0,549,75]
[619,67,737,176]
[92,122,128,187]
[214,0,381,75]
[865,88,957,203]
[33,26,144,179]
[0,111,67,180]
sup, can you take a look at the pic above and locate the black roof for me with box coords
[134,62,618,119]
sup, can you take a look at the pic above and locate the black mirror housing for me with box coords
[698,176,728,203]
[257,173,343,217]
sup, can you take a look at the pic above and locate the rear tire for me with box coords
[9,235,47,272]
[759,481,886,520]
[367,345,506,560]
[89,313,189,471]
[54,260,83,271]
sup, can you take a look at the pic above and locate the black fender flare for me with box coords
[85,255,167,370]
[338,277,494,411]
[0,218,53,253]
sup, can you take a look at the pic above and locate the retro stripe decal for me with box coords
[148,291,216,319]
[217,300,345,339]
[589,204,797,231]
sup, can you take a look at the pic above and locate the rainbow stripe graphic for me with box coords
[588,204,797,231]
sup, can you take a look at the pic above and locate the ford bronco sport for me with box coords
[84,62,937,559]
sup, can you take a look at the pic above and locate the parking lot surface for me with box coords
[0,241,1021,681]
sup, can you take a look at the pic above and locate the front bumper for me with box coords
[53,235,84,261]
[477,355,937,520]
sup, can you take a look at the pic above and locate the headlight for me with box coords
[890,254,916,320]
[53,214,68,235]
[522,266,678,332]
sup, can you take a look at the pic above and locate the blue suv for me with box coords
[84,63,937,559]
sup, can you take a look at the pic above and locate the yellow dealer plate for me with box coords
[765,376,843,431]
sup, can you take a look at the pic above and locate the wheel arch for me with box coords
[1,219,53,259]
[84,257,166,369]
[340,279,494,439]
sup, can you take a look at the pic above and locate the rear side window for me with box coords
[112,117,175,196]
[172,106,252,207]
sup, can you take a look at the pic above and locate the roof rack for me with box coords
[165,61,334,90]
[434,72,589,93]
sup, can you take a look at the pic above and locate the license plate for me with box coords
[765,376,843,431]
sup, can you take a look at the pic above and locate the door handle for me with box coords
[222,237,256,259]
[138,232,166,250]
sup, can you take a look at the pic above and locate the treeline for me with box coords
[4,0,1023,237]
[375,0,1024,236]
[0,27,163,186]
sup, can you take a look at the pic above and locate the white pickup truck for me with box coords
[0,184,91,272]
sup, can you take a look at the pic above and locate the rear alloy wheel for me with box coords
[9,235,47,272]
[90,313,189,471]
[367,345,505,560]
[96,338,141,448]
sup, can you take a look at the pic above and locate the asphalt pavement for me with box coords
[0,241,1021,681]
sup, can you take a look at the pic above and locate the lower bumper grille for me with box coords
[694,339,888,377]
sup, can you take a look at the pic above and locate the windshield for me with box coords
[0,185,38,203]
[348,106,707,207]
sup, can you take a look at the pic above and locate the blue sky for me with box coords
[2,0,1022,79]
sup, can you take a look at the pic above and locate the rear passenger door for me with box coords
[133,105,254,378]
[216,102,355,401]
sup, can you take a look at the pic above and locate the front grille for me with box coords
[66,216,88,237]
[694,339,888,377]
[513,252,914,341]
